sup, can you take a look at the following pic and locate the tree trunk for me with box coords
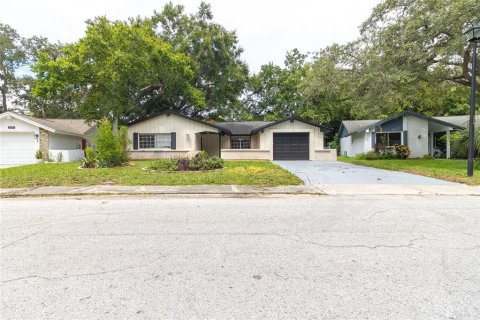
[112,117,119,134]
[1,83,7,112]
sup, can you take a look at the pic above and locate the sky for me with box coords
[1,0,382,72]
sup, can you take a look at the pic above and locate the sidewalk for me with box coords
[1,184,480,197]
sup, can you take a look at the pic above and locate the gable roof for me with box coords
[340,111,466,137]
[0,112,95,136]
[214,121,273,135]
[250,116,332,134]
[434,115,480,128]
[127,110,231,134]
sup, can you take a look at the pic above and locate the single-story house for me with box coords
[0,111,95,165]
[127,111,336,161]
[338,111,474,158]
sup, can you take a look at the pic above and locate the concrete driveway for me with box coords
[275,161,457,185]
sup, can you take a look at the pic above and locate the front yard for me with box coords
[0,160,302,188]
[339,156,480,185]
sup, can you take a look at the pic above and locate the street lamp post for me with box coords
[465,24,480,177]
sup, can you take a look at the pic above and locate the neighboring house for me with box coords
[0,112,95,165]
[339,111,470,158]
[127,111,336,161]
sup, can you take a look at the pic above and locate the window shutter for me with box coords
[403,131,408,146]
[371,132,376,148]
[171,132,176,150]
[133,133,138,150]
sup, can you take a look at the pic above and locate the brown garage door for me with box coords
[273,133,309,160]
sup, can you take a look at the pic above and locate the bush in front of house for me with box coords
[393,144,410,159]
[149,158,178,171]
[82,147,98,168]
[93,118,130,167]
[355,144,410,160]
[147,151,225,171]
[35,150,43,160]
[450,126,480,159]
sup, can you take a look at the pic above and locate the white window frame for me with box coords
[138,133,171,150]
[231,136,251,149]
[375,131,402,147]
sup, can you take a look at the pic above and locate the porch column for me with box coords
[446,130,451,159]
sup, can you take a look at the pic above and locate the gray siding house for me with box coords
[339,112,471,158]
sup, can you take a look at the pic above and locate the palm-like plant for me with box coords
[451,125,480,159]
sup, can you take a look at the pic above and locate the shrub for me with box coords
[82,147,98,168]
[201,156,224,170]
[35,150,43,160]
[451,126,480,159]
[355,151,396,160]
[394,144,410,159]
[146,151,224,171]
[94,118,130,167]
[374,143,387,154]
[422,154,434,160]
[149,158,177,171]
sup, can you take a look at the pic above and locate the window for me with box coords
[231,136,251,149]
[433,132,446,149]
[376,132,401,147]
[138,133,171,149]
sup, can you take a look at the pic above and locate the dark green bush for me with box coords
[94,118,130,167]
[355,151,397,160]
[149,159,177,171]
[147,151,224,171]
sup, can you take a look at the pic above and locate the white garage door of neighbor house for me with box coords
[0,133,36,165]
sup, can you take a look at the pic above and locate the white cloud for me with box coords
[1,0,381,71]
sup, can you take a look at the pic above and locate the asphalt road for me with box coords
[2,195,480,320]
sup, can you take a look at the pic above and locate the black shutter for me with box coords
[403,131,408,146]
[133,133,138,150]
[371,132,376,148]
[171,132,176,150]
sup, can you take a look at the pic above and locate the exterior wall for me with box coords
[258,120,326,160]
[128,114,219,152]
[49,149,85,162]
[220,149,270,160]
[221,135,231,149]
[340,136,352,157]
[251,133,261,149]
[351,132,368,156]
[48,133,82,150]
[405,116,429,157]
[130,150,194,160]
[313,149,337,160]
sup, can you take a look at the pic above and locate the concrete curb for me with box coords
[0,185,325,197]
[1,184,480,197]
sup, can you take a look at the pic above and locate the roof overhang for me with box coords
[344,111,465,137]
[0,111,56,133]
[251,116,332,134]
[127,110,231,135]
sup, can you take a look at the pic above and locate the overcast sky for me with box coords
[1,0,381,72]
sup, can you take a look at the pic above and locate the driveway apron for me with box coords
[275,161,458,185]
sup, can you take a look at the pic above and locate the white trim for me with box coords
[0,111,56,132]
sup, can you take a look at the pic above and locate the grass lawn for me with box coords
[0,160,302,188]
[338,156,480,185]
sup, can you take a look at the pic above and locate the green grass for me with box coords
[0,160,302,188]
[338,156,480,185]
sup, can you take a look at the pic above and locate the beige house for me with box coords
[127,111,336,161]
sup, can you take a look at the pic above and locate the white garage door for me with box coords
[0,133,36,165]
